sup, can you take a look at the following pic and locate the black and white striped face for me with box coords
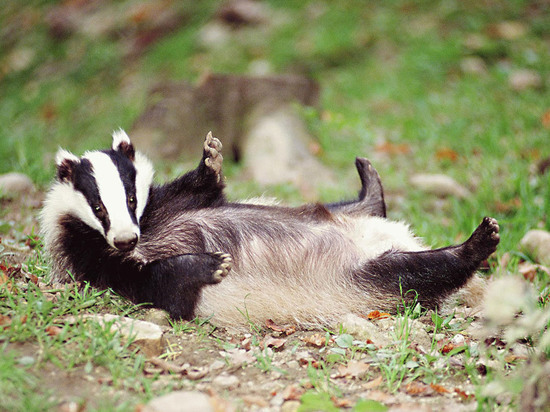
[50,130,154,251]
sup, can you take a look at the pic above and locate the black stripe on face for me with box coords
[72,159,111,233]
[104,150,138,225]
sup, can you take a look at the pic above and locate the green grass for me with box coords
[1,0,550,410]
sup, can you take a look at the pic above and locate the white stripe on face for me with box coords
[84,151,140,249]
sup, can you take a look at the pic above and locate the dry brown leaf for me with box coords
[336,360,370,379]
[518,261,538,282]
[366,310,391,320]
[282,384,304,401]
[435,147,459,162]
[542,110,550,129]
[454,388,475,400]
[0,314,11,327]
[429,383,450,394]
[375,141,411,156]
[405,381,431,396]
[331,396,353,408]
[301,333,326,347]
[45,325,63,337]
[440,343,456,354]
[265,319,296,335]
[363,375,384,389]
[262,336,286,350]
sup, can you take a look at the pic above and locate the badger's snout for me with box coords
[113,233,138,251]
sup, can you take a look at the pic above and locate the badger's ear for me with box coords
[55,149,79,182]
[112,129,135,161]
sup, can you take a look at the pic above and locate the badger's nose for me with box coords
[114,234,138,251]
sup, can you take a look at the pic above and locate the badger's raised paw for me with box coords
[210,251,232,283]
[203,132,223,182]
[463,217,500,262]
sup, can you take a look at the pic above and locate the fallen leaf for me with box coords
[335,360,370,379]
[429,383,449,394]
[282,384,304,401]
[265,319,296,335]
[454,388,475,400]
[440,343,456,354]
[45,325,63,337]
[331,396,353,408]
[363,375,383,389]
[0,314,11,327]
[301,333,327,347]
[262,336,286,350]
[518,261,538,282]
[435,147,459,162]
[404,381,431,396]
[366,310,391,320]
[375,141,411,156]
[504,354,527,363]
[542,110,550,129]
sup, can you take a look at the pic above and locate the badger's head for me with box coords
[42,130,154,252]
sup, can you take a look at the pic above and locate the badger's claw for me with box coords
[211,251,232,283]
[203,132,223,182]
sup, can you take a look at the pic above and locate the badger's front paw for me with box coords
[210,251,232,283]
[463,217,500,262]
[203,132,223,182]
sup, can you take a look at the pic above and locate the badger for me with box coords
[40,130,500,328]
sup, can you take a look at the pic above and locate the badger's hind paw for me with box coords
[464,217,500,261]
[203,132,223,181]
[210,251,232,283]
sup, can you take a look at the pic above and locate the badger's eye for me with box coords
[128,195,136,205]
[93,204,102,215]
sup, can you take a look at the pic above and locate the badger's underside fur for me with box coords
[41,131,500,328]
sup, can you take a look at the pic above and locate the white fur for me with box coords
[55,149,79,166]
[134,151,154,220]
[112,128,131,150]
[83,151,140,248]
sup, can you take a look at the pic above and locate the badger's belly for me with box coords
[194,216,426,328]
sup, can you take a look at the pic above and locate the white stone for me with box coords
[410,173,470,198]
[212,373,240,390]
[143,391,213,412]
[520,230,550,266]
[0,173,35,196]
[243,107,333,196]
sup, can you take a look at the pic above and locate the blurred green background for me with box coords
[1,0,549,251]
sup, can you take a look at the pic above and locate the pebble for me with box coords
[509,69,542,91]
[410,174,471,198]
[143,391,213,412]
[460,56,487,75]
[65,314,165,357]
[0,173,35,197]
[212,373,240,390]
[339,314,394,347]
[520,229,550,266]
[451,334,466,346]
[143,308,171,328]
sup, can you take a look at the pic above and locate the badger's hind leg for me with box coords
[326,157,386,218]
[355,217,499,311]
[144,252,232,319]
